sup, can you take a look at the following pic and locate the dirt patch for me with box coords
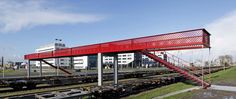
[187,89,236,99]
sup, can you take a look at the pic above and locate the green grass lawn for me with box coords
[204,66,236,85]
[124,66,236,99]
[165,66,236,99]
[124,82,193,99]
[163,90,194,99]
[0,69,14,73]
[0,67,167,78]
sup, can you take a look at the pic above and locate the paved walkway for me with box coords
[153,85,236,99]
[153,86,201,99]
[209,85,236,92]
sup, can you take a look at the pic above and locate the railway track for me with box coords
[0,69,174,90]
[0,70,176,93]
[0,73,181,98]
[0,66,227,98]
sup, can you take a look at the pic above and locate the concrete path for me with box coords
[209,85,236,92]
[153,86,201,99]
[153,85,236,99]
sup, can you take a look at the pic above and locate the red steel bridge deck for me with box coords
[25,28,210,60]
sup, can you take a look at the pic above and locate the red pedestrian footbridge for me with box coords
[24,28,211,88]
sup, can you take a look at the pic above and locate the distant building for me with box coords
[35,43,69,67]
[102,52,165,69]
[15,62,23,67]
[103,53,142,68]
[73,55,97,70]
[142,51,164,68]
[73,53,142,70]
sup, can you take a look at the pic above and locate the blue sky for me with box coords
[1,0,236,61]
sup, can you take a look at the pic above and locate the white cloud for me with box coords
[169,11,236,61]
[205,10,236,58]
[0,0,104,33]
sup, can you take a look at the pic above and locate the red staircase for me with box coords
[140,50,210,88]
[161,52,200,76]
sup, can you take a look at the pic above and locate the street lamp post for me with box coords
[55,39,62,76]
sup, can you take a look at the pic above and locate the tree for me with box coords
[218,55,233,67]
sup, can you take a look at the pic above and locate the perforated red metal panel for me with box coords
[24,28,211,60]
[100,40,132,53]
[53,48,71,57]
[132,29,206,50]
[71,44,100,56]
[203,31,210,47]
[38,52,53,59]
[25,53,39,59]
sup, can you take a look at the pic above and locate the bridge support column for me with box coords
[97,53,103,86]
[70,57,74,69]
[113,54,118,86]
[27,60,31,78]
[56,58,59,76]
[40,60,42,77]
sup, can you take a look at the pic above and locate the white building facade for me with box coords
[142,51,165,67]
[73,55,97,70]
[103,53,135,65]
[103,52,165,68]
[103,53,142,68]
[35,43,70,67]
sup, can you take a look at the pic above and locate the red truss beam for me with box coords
[24,28,210,60]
